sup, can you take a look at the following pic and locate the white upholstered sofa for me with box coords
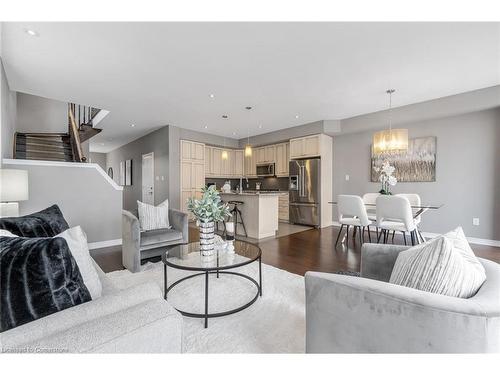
[0,260,182,353]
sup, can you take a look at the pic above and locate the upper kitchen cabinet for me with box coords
[275,142,289,176]
[181,140,205,161]
[289,134,321,159]
[244,151,257,177]
[205,147,212,175]
[256,145,276,164]
[212,148,223,176]
[234,150,244,176]
[256,147,266,164]
[204,146,244,177]
[265,145,276,163]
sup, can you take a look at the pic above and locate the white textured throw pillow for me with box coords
[137,199,170,231]
[389,227,486,298]
[56,226,103,299]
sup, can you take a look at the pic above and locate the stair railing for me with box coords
[68,103,86,162]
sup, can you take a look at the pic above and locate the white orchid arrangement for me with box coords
[374,161,397,194]
[187,185,231,224]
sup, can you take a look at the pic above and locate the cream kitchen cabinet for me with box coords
[205,147,212,175]
[181,140,205,161]
[212,148,222,176]
[204,146,244,177]
[256,147,266,164]
[256,145,276,164]
[289,134,321,159]
[221,149,234,176]
[275,142,289,176]
[245,151,257,177]
[234,150,244,176]
[180,158,205,215]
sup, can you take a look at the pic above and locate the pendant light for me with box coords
[221,136,228,160]
[372,89,408,155]
[244,129,252,157]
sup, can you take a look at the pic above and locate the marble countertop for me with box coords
[220,191,287,196]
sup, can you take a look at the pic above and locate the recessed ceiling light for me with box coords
[222,115,228,119]
[209,94,215,98]
[204,125,208,129]
[100,143,105,146]
[295,115,300,119]
[258,125,263,129]
[24,29,39,37]
[232,132,237,136]
[131,124,135,127]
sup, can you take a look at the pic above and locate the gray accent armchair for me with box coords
[122,208,188,273]
[305,243,500,353]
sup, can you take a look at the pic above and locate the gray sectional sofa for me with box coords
[0,259,182,353]
[305,243,500,353]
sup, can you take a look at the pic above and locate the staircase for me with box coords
[14,103,103,162]
[14,133,74,161]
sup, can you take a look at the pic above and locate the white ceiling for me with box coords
[2,22,499,152]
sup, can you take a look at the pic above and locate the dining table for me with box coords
[328,201,443,220]
[328,200,443,244]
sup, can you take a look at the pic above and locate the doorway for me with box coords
[142,152,155,204]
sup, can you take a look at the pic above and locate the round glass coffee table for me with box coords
[163,240,262,328]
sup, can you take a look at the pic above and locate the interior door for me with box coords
[141,152,155,204]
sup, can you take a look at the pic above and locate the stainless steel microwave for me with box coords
[256,163,275,177]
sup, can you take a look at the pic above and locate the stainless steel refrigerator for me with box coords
[289,158,320,226]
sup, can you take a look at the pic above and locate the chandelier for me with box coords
[372,89,408,155]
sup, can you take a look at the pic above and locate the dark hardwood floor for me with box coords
[91,225,500,275]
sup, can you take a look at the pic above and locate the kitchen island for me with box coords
[220,192,285,239]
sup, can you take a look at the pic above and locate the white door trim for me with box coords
[142,152,155,204]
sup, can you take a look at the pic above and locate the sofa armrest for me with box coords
[360,243,410,282]
[122,210,141,272]
[0,282,163,351]
[169,208,188,243]
[305,271,496,353]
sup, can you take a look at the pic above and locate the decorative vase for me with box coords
[199,221,215,257]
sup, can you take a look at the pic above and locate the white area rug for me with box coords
[107,257,305,353]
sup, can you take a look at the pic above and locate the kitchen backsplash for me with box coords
[205,177,289,191]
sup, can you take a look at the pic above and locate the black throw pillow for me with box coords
[0,236,91,332]
[0,205,69,237]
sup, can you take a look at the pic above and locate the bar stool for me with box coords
[227,200,248,237]
[215,199,226,233]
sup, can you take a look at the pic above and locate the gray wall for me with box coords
[89,152,106,170]
[3,160,122,244]
[16,92,68,133]
[332,107,500,241]
[238,120,325,147]
[1,59,17,160]
[106,126,169,211]
[105,124,236,211]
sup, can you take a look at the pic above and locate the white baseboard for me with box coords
[331,221,500,248]
[88,238,122,250]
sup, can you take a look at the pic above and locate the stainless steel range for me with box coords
[289,158,320,227]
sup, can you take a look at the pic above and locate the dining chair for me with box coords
[375,195,419,245]
[335,195,373,247]
[396,193,425,242]
[362,192,380,238]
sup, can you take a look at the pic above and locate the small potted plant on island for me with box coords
[374,160,398,195]
[187,185,231,258]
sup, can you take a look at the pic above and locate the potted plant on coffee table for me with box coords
[187,185,231,257]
